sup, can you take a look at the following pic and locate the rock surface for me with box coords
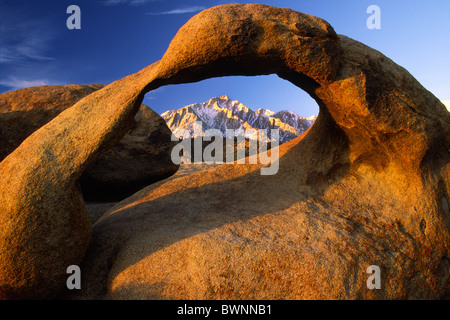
[1,4,449,299]
[0,85,178,202]
[161,95,314,143]
[80,105,178,201]
[0,62,163,299]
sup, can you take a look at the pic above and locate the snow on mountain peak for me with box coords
[161,96,317,143]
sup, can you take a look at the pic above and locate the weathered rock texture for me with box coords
[1,4,449,299]
[0,85,178,201]
[79,105,178,201]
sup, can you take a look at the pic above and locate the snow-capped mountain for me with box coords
[161,95,316,143]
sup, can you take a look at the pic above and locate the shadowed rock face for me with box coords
[0,85,179,202]
[1,4,449,299]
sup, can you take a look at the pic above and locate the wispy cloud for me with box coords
[99,0,160,5]
[442,100,450,111]
[144,86,165,101]
[0,77,52,91]
[146,6,206,15]
[0,7,56,65]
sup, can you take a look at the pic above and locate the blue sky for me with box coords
[1,0,449,117]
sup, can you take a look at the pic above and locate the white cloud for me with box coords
[0,77,51,91]
[146,6,206,15]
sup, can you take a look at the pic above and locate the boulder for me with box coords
[0,85,179,201]
[1,4,449,299]
[0,84,104,158]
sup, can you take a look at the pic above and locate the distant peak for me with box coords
[207,95,231,104]
[255,108,275,117]
[160,109,174,117]
[277,110,297,115]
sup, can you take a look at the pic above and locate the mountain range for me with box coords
[161,95,317,143]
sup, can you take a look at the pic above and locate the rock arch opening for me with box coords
[144,74,320,168]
